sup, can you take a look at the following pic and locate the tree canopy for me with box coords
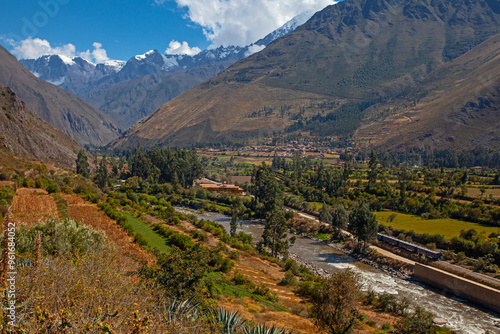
[129,146,203,188]
[311,269,361,334]
[349,201,378,251]
[76,149,90,178]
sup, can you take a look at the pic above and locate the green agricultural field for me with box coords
[124,213,170,252]
[308,202,323,211]
[376,211,500,239]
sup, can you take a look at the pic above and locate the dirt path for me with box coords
[370,245,416,266]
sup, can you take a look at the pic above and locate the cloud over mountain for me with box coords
[10,37,119,64]
[11,38,76,60]
[167,0,336,47]
[165,40,201,55]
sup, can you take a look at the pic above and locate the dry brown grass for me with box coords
[466,186,500,199]
[219,298,320,334]
[232,262,302,306]
[16,242,219,333]
[66,199,153,265]
[229,176,252,184]
[11,192,58,225]
[59,193,86,205]
[0,181,14,188]
[15,187,48,195]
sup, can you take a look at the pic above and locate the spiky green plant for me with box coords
[214,307,246,334]
[164,295,201,324]
[243,323,293,334]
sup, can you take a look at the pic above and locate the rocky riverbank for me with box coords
[290,233,413,280]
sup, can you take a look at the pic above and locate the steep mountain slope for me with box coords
[356,32,500,150]
[84,48,244,128]
[0,85,82,169]
[111,0,500,149]
[87,59,237,128]
[0,45,122,146]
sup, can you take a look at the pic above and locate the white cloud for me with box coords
[171,0,336,47]
[80,42,111,63]
[11,37,76,60]
[244,44,265,57]
[10,37,118,64]
[165,40,201,55]
[0,36,17,47]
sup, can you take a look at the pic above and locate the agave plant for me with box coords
[243,323,293,334]
[164,295,201,324]
[214,307,246,334]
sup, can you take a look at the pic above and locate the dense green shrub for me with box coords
[229,250,239,261]
[278,270,297,286]
[170,232,195,250]
[0,186,14,205]
[219,258,234,273]
[232,271,252,286]
[97,203,129,231]
[139,244,215,298]
[16,217,107,257]
[46,183,59,194]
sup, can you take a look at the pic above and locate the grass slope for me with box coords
[124,213,171,253]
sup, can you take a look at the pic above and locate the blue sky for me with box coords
[0,0,336,62]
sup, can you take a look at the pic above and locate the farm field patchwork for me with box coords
[465,186,500,199]
[376,211,500,239]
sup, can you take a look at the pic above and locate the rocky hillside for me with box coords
[0,85,83,169]
[110,0,500,150]
[0,45,122,146]
[356,32,500,150]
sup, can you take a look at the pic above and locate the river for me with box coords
[175,207,500,333]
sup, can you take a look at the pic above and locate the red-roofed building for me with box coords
[199,183,244,194]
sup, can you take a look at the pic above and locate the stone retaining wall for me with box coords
[413,263,500,314]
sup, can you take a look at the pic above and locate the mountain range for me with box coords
[109,0,500,151]
[20,11,316,129]
[0,45,122,147]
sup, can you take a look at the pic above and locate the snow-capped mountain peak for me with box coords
[58,54,76,66]
[102,59,126,71]
[134,50,156,61]
[255,9,317,47]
